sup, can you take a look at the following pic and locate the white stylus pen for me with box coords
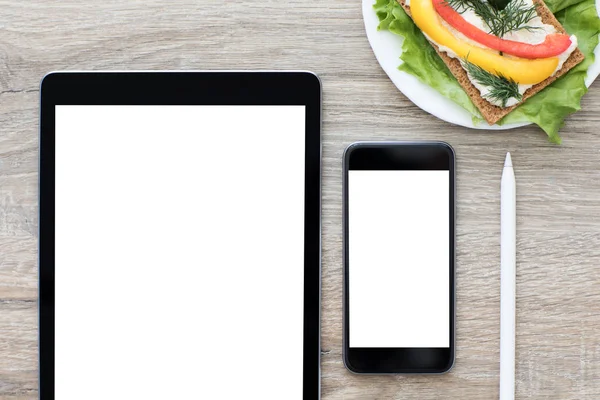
[500,152,516,400]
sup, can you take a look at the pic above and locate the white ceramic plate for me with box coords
[362,0,600,130]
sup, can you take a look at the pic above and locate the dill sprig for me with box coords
[496,0,540,37]
[462,60,522,107]
[445,0,540,37]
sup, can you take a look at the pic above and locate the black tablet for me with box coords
[39,72,321,400]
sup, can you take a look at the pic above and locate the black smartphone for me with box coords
[343,141,455,374]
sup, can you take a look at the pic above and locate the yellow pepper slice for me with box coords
[411,0,559,85]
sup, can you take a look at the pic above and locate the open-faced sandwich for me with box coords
[402,0,583,124]
[374,0,600,142]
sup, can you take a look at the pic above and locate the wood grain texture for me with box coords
[1,0,600,398]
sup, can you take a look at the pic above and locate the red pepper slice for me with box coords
[433,0,572,59]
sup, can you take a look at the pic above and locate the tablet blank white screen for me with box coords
[54,106,305,399]
[349,170,449,348]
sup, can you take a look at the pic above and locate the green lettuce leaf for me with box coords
[544,0,587,13]
[374,0,600,143]
[374,0,482,119]
[498,0,600,143]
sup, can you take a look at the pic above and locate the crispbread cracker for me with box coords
[399,0,585,125]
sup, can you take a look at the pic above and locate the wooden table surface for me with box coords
[2,1,600,399]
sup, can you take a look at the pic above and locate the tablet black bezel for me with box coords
[39,72,321,399]
[342,141,455,374]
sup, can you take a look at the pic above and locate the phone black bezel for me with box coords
[39,71,322,399]
[342,141,455,374]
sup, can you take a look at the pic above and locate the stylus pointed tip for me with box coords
[504,152,512,168]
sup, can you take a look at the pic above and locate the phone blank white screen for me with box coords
[349,170,449,348]
[54,106,305,399]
